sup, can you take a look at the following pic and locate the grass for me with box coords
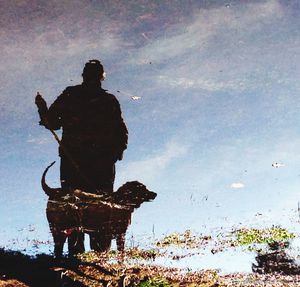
[156,230,212,249]
[1,226,300,286]
[137,278,171,287]
[234,226,295,246]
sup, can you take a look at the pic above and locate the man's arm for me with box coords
[112,99,128,161]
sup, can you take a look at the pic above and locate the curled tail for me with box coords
[41,161,62,198]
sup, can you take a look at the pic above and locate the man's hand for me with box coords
[35,92,47,110]
[35,92,49,126]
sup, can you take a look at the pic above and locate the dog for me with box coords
[41,162,157,257]
[75,181,157,252]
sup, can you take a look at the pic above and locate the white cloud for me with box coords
[0,20,127,118]
[157,76,239,91]
[2,29,123,71]
[231,182,245,189]
[129,0,287,92]
[117,141,188,185]
[27,138,44,144]
[26,135,50,145]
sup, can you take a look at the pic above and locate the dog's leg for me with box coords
[116,233,125,252]
[68,230,85,256]
[52,229,67,258]
[89,232,112,252]
[116,233,126,263]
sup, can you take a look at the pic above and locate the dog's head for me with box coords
[114,181,157,207]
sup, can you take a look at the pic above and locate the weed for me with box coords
[234,226,295,246]
[156,230,211,249]
[138,277,171,287]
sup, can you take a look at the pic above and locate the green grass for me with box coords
[138,278,171,287]
[234,226,295,246]
[156,230,212,249]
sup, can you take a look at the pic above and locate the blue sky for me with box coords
[1,0,300,254]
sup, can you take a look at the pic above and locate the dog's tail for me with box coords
[41,161,62,197]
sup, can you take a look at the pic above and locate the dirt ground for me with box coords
[1,249,300,287]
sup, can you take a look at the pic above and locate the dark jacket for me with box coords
[42,82,128,160]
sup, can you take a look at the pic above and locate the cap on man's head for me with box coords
[82,59,105,81]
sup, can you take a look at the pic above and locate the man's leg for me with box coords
[60,156,88,191]
[80,156,115,193]
[60,156,74,191]
[98,163,115,193]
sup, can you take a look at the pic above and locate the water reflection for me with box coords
[252,241,300,275]
[42,162,157,257]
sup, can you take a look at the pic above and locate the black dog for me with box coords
[41,162,157,257]
[76,181,157,252]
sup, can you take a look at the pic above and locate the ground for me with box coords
[1,227,300,286]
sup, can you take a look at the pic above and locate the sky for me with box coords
[1,0,300,256]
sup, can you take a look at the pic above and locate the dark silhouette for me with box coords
[35,60,128,255]
[35,59,128,194]
[0,248,114,287]
[252,241,300,275]
[42,162,157,257]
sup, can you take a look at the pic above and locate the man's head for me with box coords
[82,59,105,83]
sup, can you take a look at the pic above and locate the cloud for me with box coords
[1,29,123,73]
[117,141,188,184]
[128,0,289,92]
[0,12,127,118]
[231,182,245,189]
[157,76,238,91]
[26,135,50,145]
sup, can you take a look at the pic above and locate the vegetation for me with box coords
[137,278,170,287]
[233,226,295,246]
[1,226,300,286]
[156,230,212,249]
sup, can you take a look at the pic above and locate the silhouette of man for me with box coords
[35,60,128,194]
[35,60,128,255]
